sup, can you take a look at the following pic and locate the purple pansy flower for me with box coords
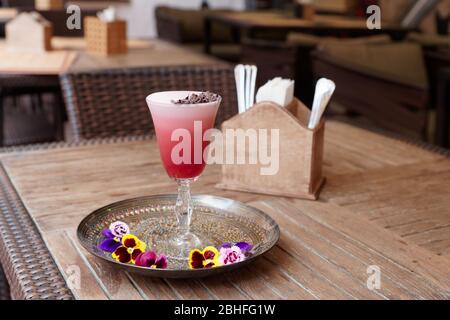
[135,251,168,269]
[109,221,130,238]
[99,229,122,252]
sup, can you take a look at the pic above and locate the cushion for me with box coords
[318,42,428,88]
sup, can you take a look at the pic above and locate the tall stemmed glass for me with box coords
[146,91,220,259]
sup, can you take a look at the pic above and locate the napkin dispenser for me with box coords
[5,12,53,52]
[217,98,325,200]
[84,17,127,56]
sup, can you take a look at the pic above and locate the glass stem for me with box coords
[175,179,193,235]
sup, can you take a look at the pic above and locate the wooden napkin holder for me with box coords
[35,0,64,10]
[217,98,325,200]
[5,12,53,52]
[84,17,127,56]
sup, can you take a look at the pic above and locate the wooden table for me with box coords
[0,121,449,300]
[0,37,221,75]
[204,11,408,54]
[0,8,17,23]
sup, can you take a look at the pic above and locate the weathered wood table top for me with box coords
[0,37,221,75]
[1,121,449,300]
[205,11,400,30]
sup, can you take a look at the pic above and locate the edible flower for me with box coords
[188,246,220,269]
[219,242,253,265]
[99,229,122,252]
[109,221,130,238]
[112,234,146,264]
[135,251,168,269]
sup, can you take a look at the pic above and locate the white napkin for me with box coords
[97,6,117,22]
[308,78,336,129]
[255,78,295,107]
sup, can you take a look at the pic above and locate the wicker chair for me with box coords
[60,65,238,141]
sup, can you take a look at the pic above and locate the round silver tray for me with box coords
[77,195,280,278]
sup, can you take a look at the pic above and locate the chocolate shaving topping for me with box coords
[172,92,220,104]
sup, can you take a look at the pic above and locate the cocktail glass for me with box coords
[146,91,221,259]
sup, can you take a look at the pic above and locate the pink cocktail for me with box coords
[148,92,219,179]
[146,91,221,258]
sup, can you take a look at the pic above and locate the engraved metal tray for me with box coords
[77,195,280,278]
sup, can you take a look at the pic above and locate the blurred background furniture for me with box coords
[240,38,302,98]
[436,10,450,34]
[60,64,237,141]
[423,47,450,144]
[203,10,409,56]
[0,74,64,146]
[312,41,429,139]
[241,34,392,107]
[155,6,240,62]
[0,0,34,7]
[21,8,98,37]
[0,37,222,145]
[436,67,450,147]
[0,7,17,37]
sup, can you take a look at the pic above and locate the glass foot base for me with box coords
[166,231,211,260]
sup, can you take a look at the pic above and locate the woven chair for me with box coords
[60,65,238,141]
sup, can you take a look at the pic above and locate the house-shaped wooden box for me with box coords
[84,17,128,56]
[217,98,325,200]
[5,12,53,52]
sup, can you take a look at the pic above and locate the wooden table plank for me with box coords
[252,201,445,300]
[248,257,317,300]
[1,121,449,299]
[65,230,144,300]
[45,230,109,300]
[160,279,216,300]
[0,37,221,75]
[220,265,283,300]
[126,275,180,300]
[322,159,450,257]
[281,199,450,295]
